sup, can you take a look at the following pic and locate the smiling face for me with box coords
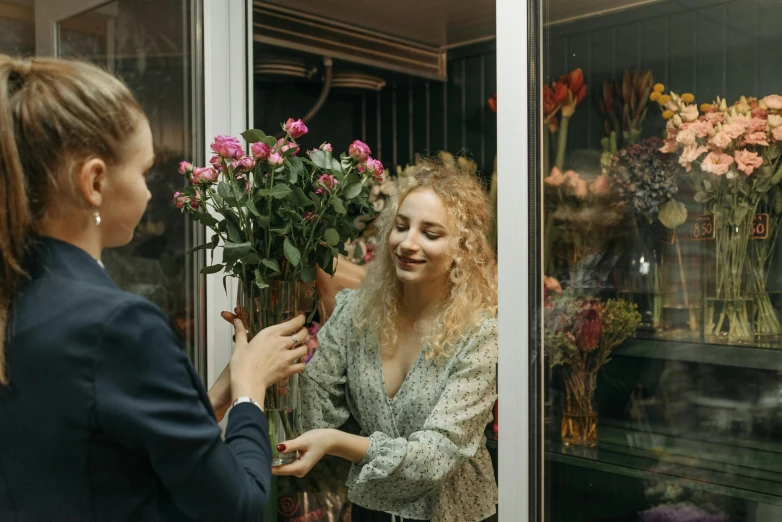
[388,188,455,288]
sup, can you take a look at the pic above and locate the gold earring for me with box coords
[94,210,101,226]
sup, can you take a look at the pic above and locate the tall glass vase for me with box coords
[561,368,598,447]
[237,279,315,466]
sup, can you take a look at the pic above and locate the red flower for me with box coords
[574,301,603,352]
[488,93,497,113]
[553,81,569,105]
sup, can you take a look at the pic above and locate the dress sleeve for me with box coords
[299,289,355,431]
[348,319,498,505]
[94,297,270,522]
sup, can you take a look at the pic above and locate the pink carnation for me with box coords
[749,118,769,133]
[284,118,309,139]
[722,122,746,140]
[680,105,699,122]
[676,127,698,146]
[761,94,782,110]
[688,120,714,138]
[679,144,709,172]
[544,166,568,187]
[709,131,732,150]
[659,139,679,154]
[704,112,726,125]
[701,151,734,176]
[734,149,763,176]
[589,174,612,197]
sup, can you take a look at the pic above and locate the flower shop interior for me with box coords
[2,0,782,520]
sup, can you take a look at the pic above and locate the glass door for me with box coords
[536,1,782,521]
[40,0,206,373]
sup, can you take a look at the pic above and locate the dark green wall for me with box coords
[253,42,498,181]
[545,0,782,155]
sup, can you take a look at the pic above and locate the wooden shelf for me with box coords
[613,337,782,370]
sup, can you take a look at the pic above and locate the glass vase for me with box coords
[660,231,702,341]
[237,279,315,466]
[561,369,598,447]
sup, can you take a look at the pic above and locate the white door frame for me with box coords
[203,0,254,387]
[496,0,530,520]
[34,0,112,56]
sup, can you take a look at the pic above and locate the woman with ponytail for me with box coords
[0,55,308,522]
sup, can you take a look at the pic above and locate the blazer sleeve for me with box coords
[93,297,270,522]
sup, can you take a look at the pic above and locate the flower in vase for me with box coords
[721,122,745,139]
[676,127,698,146]
[701,151,734,175]
[743,130,770,147]
[349,140,372,162]
[315,173,338,195]
[238,157,256,172]
[574,301,604,352]
[768,114,782,128]
[709,130,732,150]
[680,104,699,122]
[209,155,223,171]
[284,118,308,138]
[319,142,333,152]
[774,126,782,142]
[565,171,588,198]
[761,94,782,110]
[362,157,385,183]
[192,167,219,184]
[211,135,244,159]
[544,166,568,187]
[251,142,271,160]
[678,144,709,172]
[543,275,562,294]
[178,161,193,175]
[589,174,612,197]
[268,152,283,166]
[688,120,714,138]
[735,149,763,176]
[748,117,769,133]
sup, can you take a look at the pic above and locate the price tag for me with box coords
[691,213,715,240]
[752,213,769,240]
[651,220,675,244]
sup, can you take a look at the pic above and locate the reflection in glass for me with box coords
[58,1,202,367]
[0,0,35,56]
[541,1,782,521]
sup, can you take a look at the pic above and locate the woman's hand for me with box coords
[272,429,335,478]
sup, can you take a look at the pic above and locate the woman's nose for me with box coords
[399,231,419,252]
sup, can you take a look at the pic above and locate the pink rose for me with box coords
[209,155,223,171]
[282,142,299,155]
[680,105,699,122]
[544,166,568,187]
[178,161,193,175]
[709,131,732,150]
[773,126,782,142]
[173,191,187,209]
[348,140,371,162]
[666,101,678,112]
[365,157,385,183]
[268,152,283,166]
[761,95,782,110]
[319,142,333,152]
[318,173,338,190]
[751,106,768,119]
[192,167,219,184]
[743,131,769,147]
[589,174,612,197]
[665,120,679,139]
[678,144,709,172]
[701,151,734,175]
[251,142,271,160]
[734,149,763,176]
[238,157,255,172]
[284,118,308,138]
[722,122,746,140]
[543,275,563,294]
[211,135,244,159]
[749,118,768,133]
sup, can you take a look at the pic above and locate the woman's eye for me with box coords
[395,225,407,232]
[425,233,440,240]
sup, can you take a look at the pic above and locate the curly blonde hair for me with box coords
[354,157,498,359]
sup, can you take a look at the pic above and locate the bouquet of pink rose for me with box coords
[657,89,782,340]
[174,118,381,292]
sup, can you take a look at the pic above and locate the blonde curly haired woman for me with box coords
[274,158,498,522]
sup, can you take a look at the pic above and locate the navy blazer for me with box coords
[0,238,271,522]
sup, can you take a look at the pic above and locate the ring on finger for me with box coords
[290,334,299,347]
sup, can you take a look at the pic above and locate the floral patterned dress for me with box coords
[300,289,498,522]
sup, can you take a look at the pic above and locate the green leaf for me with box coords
[292,186,314,207]
[256,188,271,197]
[199,213,219,227]
[223,241,252,264]
[254,268,268,290]
[241,252,261,264]
[658,199,688,229]
[256,215,271,229]
[200,264,225,274]
[262,258,281,272]
[225,221,243,243]
[324,228,340,246]
[262,136,277,148]
[241,129,266,143]
[217,182,232,200]
[694,191,712,204]
[283,237,301,266]
[271,184,292,200]
[310,150,342,172]
[321,250,335,275]
[331,198,346,214]
[246,198,261,217]
[343,182,362,200]
[774,189,782,214]
[182,186,196,197]
[186,243,210,255]
[288,156,305,183]
[771,162,782,185]
[301,263,316,283]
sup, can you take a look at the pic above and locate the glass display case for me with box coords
[537,1,782,520]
